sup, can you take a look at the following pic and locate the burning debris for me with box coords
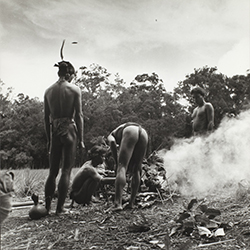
[161,109,250,196]
[142,152,166,193]
[169,198,234,247]
[127,211,151,233]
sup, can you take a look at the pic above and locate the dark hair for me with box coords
[88,145,107,167]
[54,61,75,79]
[191,87,206,97]
[88,145,107,159]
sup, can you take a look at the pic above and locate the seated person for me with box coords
[70,145,115,206]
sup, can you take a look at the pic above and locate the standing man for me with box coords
[107,122,148,211]
[44,60,85,215]
[191,87,214,135]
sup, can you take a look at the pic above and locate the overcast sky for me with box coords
[0,0,249,100]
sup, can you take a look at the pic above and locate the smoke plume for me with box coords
[161,109,250,196]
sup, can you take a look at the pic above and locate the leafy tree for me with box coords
[0,80,13,118]
[75,63,111,97]
[173,66,250,128]
[227,73,250,112]
[118,73,187,151]
[2,63,249,170]
[0,93,47,169]
[105,73,127,98]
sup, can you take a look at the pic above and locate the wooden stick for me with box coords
[12,205,33,210]
[12,201,34,207]
[156,188,164,205]
[74,228,80,241]
[47,234,62,250]
[198,239,235,247]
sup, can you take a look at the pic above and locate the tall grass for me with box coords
[11,168,80,198]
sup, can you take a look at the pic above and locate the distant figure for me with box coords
[44,60,85,215]
[107,122,148,211]
[191,87,214,135]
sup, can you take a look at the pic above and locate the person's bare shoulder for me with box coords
[65,83,81,96]
[204,102,214,110]
[44,82,58,96]
[44,85,52,93]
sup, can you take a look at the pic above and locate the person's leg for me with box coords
[130,169,141,208]
[129,128,148,208]
[114,165,127,210]
[114,127,138,210]
[56,125,77,214]
[45,138,62,212]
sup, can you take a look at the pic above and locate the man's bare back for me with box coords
[44,78,84,148]
[45,80,78,119]
[44,61,84,214]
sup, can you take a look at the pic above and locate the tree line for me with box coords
[1,65,249,169]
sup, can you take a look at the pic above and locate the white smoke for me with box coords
[160,109,250,196]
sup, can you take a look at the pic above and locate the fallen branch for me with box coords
[74,228,80,241]
[12,201,42,210]
[165,175,175,204]
[12,205,33,210]
[138,192,157,196]
[198,239,235,247]
[12,201,35,207]
[47,234,63,250]
[156,188,164,205]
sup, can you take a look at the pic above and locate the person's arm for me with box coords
[191,107,197,120]
[107,133,118,170]
[206,103,214,131]
[74,87,85,149]
[44,94,51,152]
[191,107,197,135]
[91,170,103,183]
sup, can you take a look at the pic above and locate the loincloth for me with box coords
[112,122,142,144]
[52,117,76,137]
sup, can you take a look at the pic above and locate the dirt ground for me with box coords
[1,188,250,250]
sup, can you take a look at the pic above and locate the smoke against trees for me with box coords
[161,109,250,196]
[0,66,249,169]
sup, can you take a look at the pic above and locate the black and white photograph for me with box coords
[0,0,250,249]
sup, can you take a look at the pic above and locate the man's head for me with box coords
[191,86,206,97]
[191,87,206,106]
[54,61,76,81]
[88,145,107,167]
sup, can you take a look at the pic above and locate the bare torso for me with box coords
[44,79,78,119]
[44,78,83,144]
[192,102,214,134]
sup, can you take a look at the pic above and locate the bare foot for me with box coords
[122,202,133,210]
[112,204,123,212]
[55,208,70,215]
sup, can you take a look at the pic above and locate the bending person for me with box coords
[107,122,148,211]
